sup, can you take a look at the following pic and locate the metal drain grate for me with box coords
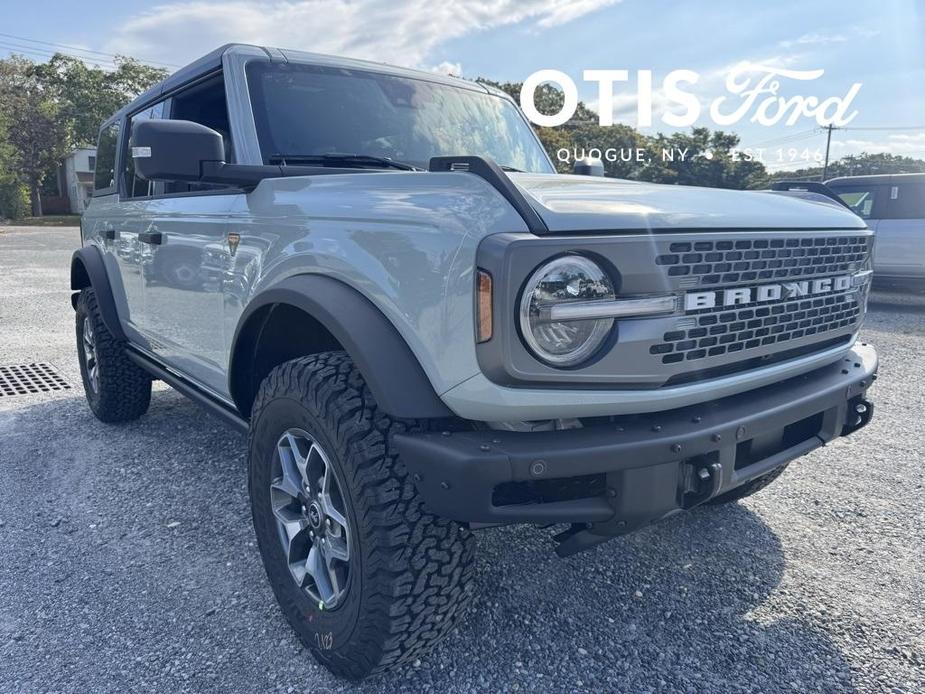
[0,363,71,397]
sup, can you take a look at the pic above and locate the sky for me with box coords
[1,0,923,168]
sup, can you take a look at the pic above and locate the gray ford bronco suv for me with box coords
[71,44,878,679]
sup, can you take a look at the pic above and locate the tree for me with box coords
[0,53,168,217]
[35,55,168,147]
[0,56,68,216]
[636,127,766,189]
[0,110,29,219]
[762,152,925,185]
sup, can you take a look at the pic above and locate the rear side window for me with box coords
[94,122,120,194]
[163,74,233,195]
[124,101,168,198]
[886,182,925,219]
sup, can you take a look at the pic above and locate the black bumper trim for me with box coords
[395,344,877,531]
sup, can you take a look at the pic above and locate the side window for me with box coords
[124,101,168,198]
[889,182,925,220]
[165,74,233,195]
[833,185,882,219]
[93,122,119,194]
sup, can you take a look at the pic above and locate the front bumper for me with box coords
[395,343,877,555]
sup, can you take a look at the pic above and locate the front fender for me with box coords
[229,274,452,419]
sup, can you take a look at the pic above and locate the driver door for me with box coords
[125,74,239,396]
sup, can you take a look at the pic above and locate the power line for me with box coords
[0,32,125,60]
[838,125,925,131]
[740,128,819,149]
[0,31,179,69]
[0,42,116,68]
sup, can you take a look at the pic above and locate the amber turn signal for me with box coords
[477,270,493,343]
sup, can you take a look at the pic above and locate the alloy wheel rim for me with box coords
[270,428,351,610]
[82,316,99,394]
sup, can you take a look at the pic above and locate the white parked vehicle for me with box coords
[827,173,925,282]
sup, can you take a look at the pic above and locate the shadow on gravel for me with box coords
[356,503,859,693]
[2,391,857,693]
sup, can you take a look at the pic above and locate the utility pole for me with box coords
[822,124,836,181]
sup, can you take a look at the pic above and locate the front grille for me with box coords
[655,235,871,287]
[474,227,872,389]
[651,289,862,364]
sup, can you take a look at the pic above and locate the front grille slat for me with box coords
[656,235,871,287]
[652,289,862,364]
[644,233,872,373]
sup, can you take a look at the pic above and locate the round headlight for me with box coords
[519,255,615,366]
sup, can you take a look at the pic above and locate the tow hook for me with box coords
[680,460,723,508]
[842,397,873,436]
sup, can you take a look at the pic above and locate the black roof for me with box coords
[826,172,925,185]
[103,43,242,127]
[102,43,498,132]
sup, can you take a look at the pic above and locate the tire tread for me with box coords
[76,288,151,423]
[249,352,474,680]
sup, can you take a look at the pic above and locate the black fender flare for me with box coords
[229,274,452,419]
[70,245,127,341]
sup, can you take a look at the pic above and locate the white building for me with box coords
[59,147,96,214]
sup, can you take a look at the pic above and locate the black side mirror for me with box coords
[131,119,225,182]
[573,157,605,177]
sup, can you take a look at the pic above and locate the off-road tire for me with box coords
[75,288,152,422]
[248,352,475,680]
[707,463,790,505]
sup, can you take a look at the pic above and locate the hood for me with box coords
[507,173,866,233]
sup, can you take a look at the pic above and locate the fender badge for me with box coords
[227,232,241,257]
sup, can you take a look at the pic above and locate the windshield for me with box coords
[246,62,554,173]
[830,185,879,219]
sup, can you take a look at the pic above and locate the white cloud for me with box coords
[778,32,848,50]
[778,26,881,50]
[830,132,925,159]
[534,0,619,28]
[105,0,621,70]
[430,61,463,77]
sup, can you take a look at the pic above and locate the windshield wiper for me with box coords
[269,153,420,171]
[498,164,524,172]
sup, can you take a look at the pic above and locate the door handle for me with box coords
[138,230,164,245]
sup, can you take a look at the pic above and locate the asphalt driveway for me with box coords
[1,226,923,693]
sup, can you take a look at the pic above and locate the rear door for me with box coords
[873,179,925,279]
[830,182,892,273]
[81,120,148,343]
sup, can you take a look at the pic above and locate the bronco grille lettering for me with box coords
[684,275,852,312]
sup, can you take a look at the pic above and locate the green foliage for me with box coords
[0,110,28,219]
[0,56,68,215]
[0,52,167,217]
[0,175,30,220]
[637,127,766,189]
[35,54,168,147]
[759,152,925,186]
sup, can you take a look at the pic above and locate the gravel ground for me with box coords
[1,226,923,693]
